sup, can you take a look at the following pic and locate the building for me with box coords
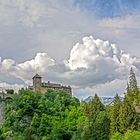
[29,74,72,96]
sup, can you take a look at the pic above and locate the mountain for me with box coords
[84,96,123,105]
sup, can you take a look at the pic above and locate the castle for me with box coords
[29,74,72,96]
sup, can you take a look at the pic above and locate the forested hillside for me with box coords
[0,68,140,140]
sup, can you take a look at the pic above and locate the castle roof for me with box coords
[42,82,61,88]
[32,74,42,79]
[31,74,71,90]
[42,81,71,89]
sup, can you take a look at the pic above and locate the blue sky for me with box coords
[0,0,140,99]
[75,0,140,18]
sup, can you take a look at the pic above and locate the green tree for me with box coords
[124,130,140,140]
[119,96,138,133]
[110,94,121,134]
[92,94,104,113]
[6,89,14,94]
[86,94,104,121]
[127,68,139,103]
[129,68,138,92]
[110,132,123,140]
[82,94,105,140]
[93,111,110,140]
[30,113,40,134]
[38,113,50,136]
[81,120,92,140]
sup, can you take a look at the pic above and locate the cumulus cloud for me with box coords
[0,1,140,98]
[64,36,140,88]
[67,36,140,71]
[0,0,140,63]
[0,36,140,95]
[0,53,55,83]
[67,36,121,70]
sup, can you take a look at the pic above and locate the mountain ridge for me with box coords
[84,96,124,105]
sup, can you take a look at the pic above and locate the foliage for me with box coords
[5,89,14,94]
[0,89,81,139]
[111,131,140,140]
[0,68,140,139]
[124,130,140,140]
[80,94,110,140]
[119,96,138,133]
[127,68,139,103]
[110,132,123,140]
[110,94,121,134]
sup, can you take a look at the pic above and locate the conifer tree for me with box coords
[127,68,139,103]
[129,68,138,92]
[119,96,138,133]
[91,94,104,113]
[84,94,104,121]
[82,94,105,139]
[93,111,110,140]
[81,119,93,140]
[110,94,121,134]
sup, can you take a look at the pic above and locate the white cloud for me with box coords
[74,79,127,100]
[0,36,140,98]
[0,1,140,98]
[67,36,121,70]
[68,36,140,70]
[0,0,45,27]
[64,36,140,88]
[0,0,140,62]
[0,53,55,83]
[0,81,24,93]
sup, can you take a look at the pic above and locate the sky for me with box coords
[0,0,140,99]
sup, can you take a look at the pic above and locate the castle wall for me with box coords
[40,86,72,96]
[33,77,42,92]
[32,74,72,96]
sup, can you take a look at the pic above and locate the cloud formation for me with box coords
[66,36,140,86]
[0,0,140,62]
[0,0,140,98]
[0,53,55,83]
[0,36,140,97]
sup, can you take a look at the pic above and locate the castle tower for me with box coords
[32,74,42,92]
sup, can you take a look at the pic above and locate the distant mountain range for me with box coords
[84,96,124,105]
